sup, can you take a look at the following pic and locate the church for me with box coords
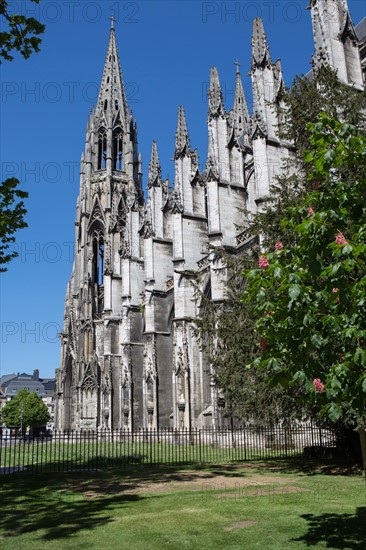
[55,0,366,431]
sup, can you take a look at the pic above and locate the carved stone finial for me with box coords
[251,17,272,70]
[208,67,225,118]
[109,14,116,30]
[174,106,190,159]
[148,140,162,187]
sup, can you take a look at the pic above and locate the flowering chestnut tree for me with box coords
[245,114,366,425]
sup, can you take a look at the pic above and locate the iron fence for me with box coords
[0,423,338,474]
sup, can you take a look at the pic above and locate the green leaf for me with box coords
[311,334,323,349]
[303,314,314,326]
[330,378,342,391]
[289,284,301,300]
[331,263,341,275]
[354,348,366,366]
[273,267,282,279]
[324,150,336,163]
[327,403,342,422]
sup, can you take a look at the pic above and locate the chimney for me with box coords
[33,369,39,380]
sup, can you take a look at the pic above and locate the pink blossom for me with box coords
[307,207,315,216]
[313,378,325,393]
[275,241,284,251]
[335,232,347,245]
[332,288,339,293]
[259,255,269,270]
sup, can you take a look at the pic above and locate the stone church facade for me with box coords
[55,1,365,431]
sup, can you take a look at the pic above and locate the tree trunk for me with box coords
[359,429,366,478]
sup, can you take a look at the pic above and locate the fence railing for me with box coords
[0,424,338,474]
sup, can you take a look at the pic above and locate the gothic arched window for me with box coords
[97,129,107,170]
[91,227,104,286]
[113,127,123,171]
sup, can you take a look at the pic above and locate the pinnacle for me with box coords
[148,141,162,187]
[232,63,249,137]
[208,67,225,117]
[251,17,272,69]
[174,106,190,159]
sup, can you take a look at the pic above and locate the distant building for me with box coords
[0,389,6,418]
[42,379,56,430]
[0,370,56,430]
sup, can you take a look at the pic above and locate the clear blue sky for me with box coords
[1,0,365,380]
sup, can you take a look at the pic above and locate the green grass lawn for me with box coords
[1,460,365,549]
[0,435,304,472]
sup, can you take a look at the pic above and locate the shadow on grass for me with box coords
[0,473,143,541]
[2,458,364,542]
[293,507,366,549]
[243,458,364,477]
[0,461,245,541]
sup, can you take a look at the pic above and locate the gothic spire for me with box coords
[232,60,250,138]
[148,141,162,187]
[208,67,225,118]
[96,20,129,125]
[251,17,272,70]
[174,106,190,159]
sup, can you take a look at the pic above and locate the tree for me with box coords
[0,1,45,269]
[0,178,28,271]
[245,114,366,428]
[194,249,311,425]
[0,0,45,62]
[1,388,50,431]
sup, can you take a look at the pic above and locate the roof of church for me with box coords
[356,16,366,41]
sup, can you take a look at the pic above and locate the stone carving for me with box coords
[103,239,113,275]
[81,362,98,392]
[139,200,155,239]
[163,188,183,214]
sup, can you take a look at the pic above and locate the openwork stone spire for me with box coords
[148,141,162,188]
[174,106,190,159]
[208,67,225,118]
[96,20,130,124]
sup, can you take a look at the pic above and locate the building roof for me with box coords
[0,372,56,399]
[356,17,366,42]
[0,374,17,386]
[42,379,56,391]
[5,378,46,397]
